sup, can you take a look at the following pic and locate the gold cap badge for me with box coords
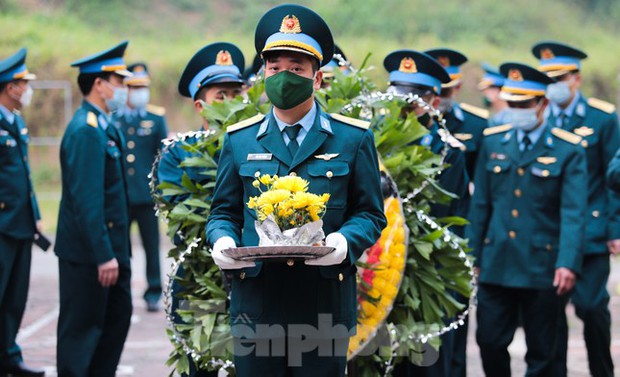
[437,56,450,67]
[399,57,417,73]
[133,65,145,73]
[541,48,555,60]
[216,50,233,66]
[508,69,524,81]
[280,15,302,34]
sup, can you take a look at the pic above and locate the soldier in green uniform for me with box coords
[607,148,620,191]
[425,48,490,180]
[158,41,246,377]
[205,4,386,376]
[0,49,44,377]
[468,62,587,376]
[478,63,510,127]
[382,49,468,377]
[532,41,620,377]
[114,62,168,312]
[55,41,133,377]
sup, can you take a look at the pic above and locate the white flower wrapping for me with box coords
[255,215,326,247]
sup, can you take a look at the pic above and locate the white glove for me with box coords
[305,233,348,266]
[211,236,255,270]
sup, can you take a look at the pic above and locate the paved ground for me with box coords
[16,235,620,376]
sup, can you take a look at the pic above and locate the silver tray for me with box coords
[223,246,335,261]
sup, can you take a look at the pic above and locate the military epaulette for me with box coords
[330,113,370,129]
[551,127,582,145]
[86,112,98,128]
[587,98,616,114]
[226,113,265,133]
[460,103,489,119]
[483,124,513,136]
[146,104,166,116]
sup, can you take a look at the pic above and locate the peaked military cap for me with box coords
[178,42,245,99]
[321,44,351,78]
[0,48,36,84]
[424,48,468,88]
[255,4,334,67]
[532,41,587,77]
[384,49,450,95]
[499,62,554,102]
[478,63,504,90]
[125,62,151,86]
[70,41,132,77]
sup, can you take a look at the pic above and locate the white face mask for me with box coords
[546,80,572,105]
[506,107,540,131]
[128,88,150,109]
[10,83,33,107]
[437,97,453,114]
[102,80,129,112]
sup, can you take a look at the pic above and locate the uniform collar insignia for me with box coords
[320,115,333,134]
[421,134,433,146]
[576,102,586,117]
[256,117,270,138]
[453,105,464,122]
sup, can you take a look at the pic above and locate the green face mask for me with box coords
[264,70,315,110]
[482,96,492,108]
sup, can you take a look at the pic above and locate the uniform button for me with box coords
[128,168,135,176]
[514,189,522,198]
[23,156,27,162]
[289,172,297,176]
[517,168,525,176]
[581,140,588,148]
[254,171,261,178]
[541,170,550,177]
[240,272,246,280]
[108,221,114,228]
[546,244,553,251]
[326,171,334,178]
[128,127,135,135]
[127,141,135,149]
[592,210,600,218]
[126,154,135,163]
[511,209,519,218]
[287,259,295,266]
[0,202,5,210]
[493,166,501,173]
[338,273,344,282]
[509,231,516,239]
[484,238,490,245]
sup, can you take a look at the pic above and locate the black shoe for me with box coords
[146,300,161,312]
[0,362,45,377]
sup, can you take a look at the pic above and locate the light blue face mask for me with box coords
[128,88,150,109]
[546,81,572,105]
[506,107,540,131]
[103,80,129,112]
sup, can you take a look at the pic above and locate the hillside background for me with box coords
[2,0,620,229]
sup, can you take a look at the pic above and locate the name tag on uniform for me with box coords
[490,153,507,160]
[536,157,557,165]
[247,153,272,161]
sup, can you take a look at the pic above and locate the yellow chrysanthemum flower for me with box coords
[256,189,291,206]
[258,174,273,186]
[272,175,309,193]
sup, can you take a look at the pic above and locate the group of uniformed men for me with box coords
[0,3,619,377]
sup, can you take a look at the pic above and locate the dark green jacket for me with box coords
[0,111,40,240]
[113,104,168,206]
[206,106,387,333]
[607,147,620,191]
[547,94,620,254]
[468,124,587,289]
[55,100,130,265]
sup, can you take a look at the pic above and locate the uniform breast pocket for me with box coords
[307,161,350,209]
[486,160,511,195]
[529,163,562,200]
[239,161,280,197]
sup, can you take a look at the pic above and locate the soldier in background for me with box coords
[114,62,168,312]
[0,48,45,377]
[532,41,620,377]
[478,63,510,127]
[55,41,133,377]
